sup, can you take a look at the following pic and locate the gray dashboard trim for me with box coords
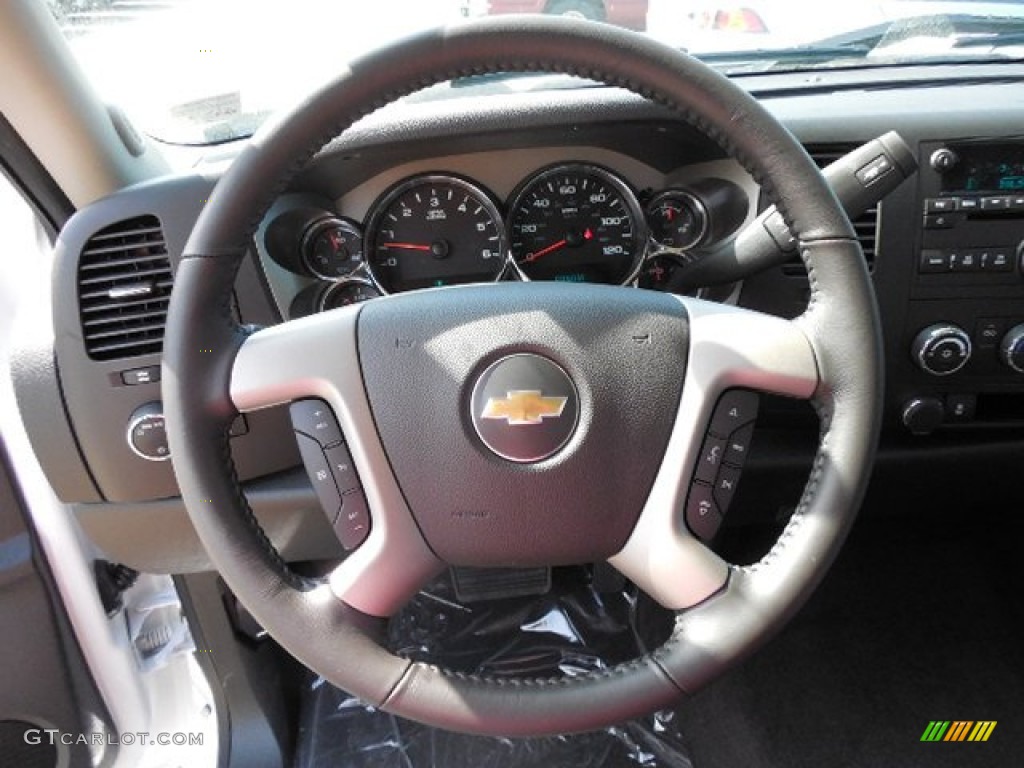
[74,468,342,573]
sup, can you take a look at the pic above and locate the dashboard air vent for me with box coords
[781,144,879,276]
[77,215,173,361]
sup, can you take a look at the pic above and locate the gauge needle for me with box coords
[524,238,567,263]
[381,242,432,252]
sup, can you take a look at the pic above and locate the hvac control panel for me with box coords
[901,140,1024,435]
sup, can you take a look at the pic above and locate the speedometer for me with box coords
[509,164,647,285]
[366,174,507,294]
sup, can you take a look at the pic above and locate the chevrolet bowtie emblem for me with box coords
[481,390,568,426]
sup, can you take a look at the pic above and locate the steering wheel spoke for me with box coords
[230,307,444,617]
[610,298,820,610]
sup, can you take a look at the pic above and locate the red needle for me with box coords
[382,242,431,252]
[525,238,568,263]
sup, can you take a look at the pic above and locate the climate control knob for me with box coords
[912,324,972,376]
[1000,323,1024,374]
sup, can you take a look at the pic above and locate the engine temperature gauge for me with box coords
[646,190,707,252]
[302,217,364,279]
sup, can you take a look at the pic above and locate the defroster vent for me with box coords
[781,144,879,276]
[77,215,173,360]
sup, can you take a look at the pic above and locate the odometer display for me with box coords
[509,164,646,285]
[366,175,507,293]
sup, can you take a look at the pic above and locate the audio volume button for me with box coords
[902,397,945,436]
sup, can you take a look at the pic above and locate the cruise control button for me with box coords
[709,390,760,437]
[336,489,371,550]
[714,464,743,511]
[685,484,722,542]
[724,423,755,466]
[289,399,343,447]
[295,432,342,522]
[325,443,360,493]
[855,154,893,186]
[695,435,727,484]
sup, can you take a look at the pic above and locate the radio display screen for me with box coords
[943,142,1024,193]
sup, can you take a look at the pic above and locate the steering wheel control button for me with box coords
[470,354,579,464]
[336,489,371,551]
[695,435,727,484]
[126,402,170,461]
[687,390,760,537]
[709,390,760,438]
[294,432,342,521]
[289,398,343,447]
[685,484,722,542]
[713,464,743,510]
[725,423,755,465]
[912,324,972,376]
[325,443,360,493]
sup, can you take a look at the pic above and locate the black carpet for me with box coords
[675,509,1024,767]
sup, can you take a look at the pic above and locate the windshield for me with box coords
[49,0,1024,145]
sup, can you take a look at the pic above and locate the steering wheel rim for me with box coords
[163,17,882,736]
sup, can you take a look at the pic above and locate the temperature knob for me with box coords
[1000,323,1024,374]
[912,324,971,376]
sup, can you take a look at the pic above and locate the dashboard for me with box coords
[258,146,753,318]
[17,69,1024,573]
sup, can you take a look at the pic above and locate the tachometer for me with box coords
[509,164,646,285]
[366,174,507,293]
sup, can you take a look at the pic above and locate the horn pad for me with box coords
[357,283,688,566]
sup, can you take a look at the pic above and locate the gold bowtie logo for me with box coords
[481,390,568,426]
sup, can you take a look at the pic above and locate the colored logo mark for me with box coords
[481,390,567,426]
[921,721,997,742]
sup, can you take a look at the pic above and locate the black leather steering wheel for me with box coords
[163,17,882,736]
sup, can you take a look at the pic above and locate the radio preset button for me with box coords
[981,196,1010,211]
[919,250,948,273]
[990,251,1011,271]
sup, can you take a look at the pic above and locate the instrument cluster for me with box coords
[265,162,749,317]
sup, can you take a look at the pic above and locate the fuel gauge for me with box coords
[646,190,707,252]
[302,218,364,279]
